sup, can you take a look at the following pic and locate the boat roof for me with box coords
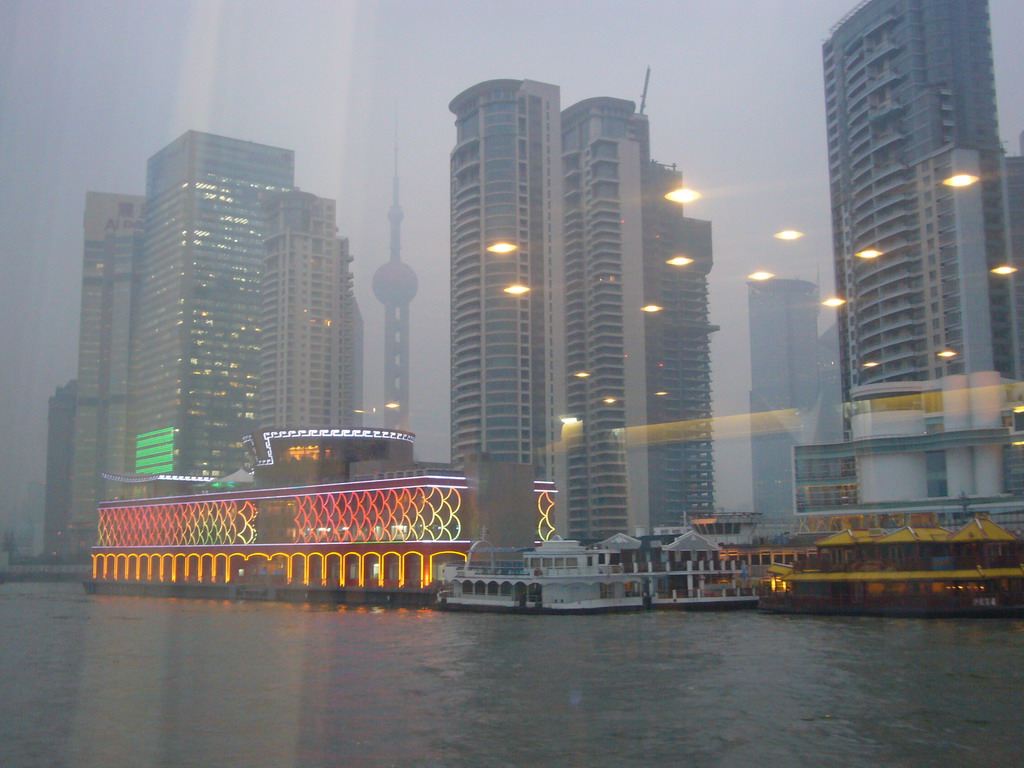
[873,525,951,544]
[662,530,719,552]
[598,532,643,550]
[814,516,1018,547]
[947,515,1018,543]
[815,529,876,547]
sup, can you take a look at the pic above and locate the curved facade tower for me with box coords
[824,0,1014,402]
[372,147,418,430]
[448,79,564,472]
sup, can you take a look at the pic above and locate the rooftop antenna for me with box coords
[639,66,651,115]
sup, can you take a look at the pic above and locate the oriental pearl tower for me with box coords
[372,144,418,430]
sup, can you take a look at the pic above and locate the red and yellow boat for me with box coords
[761,516,1024,617]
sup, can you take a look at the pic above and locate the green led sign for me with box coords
[136,427,175,474]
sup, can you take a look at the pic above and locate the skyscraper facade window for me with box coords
[130,131,294,477]
[66,193,144,553]
[824,0,1014,401]
[559,98,715,539]
[259,190,359,429]
[448,80,564,472]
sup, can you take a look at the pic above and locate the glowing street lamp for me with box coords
[385,402,400,409]
[641,304,663,312]
[822,297,846,307]
[504,284,530,295]
[666,256,694,266]
[654,391,668,396]
[937,350,957,358]
[664,188,701,203]
[862,361,880,368]
[574,371,591,378]
[603,397,617,404]
[942,174,978,188]
[487,242,518,253]
[856,249,883,259]
[774,230,804,240]
[991,265,1017,275]
[748,271,774,281]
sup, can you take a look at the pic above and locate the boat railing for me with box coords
[624,560,740,575]
[796,554,1023,573]
[760,591,1011,610]
[655,586,757,599]
[453,564,627,578]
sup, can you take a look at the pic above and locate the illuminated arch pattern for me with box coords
[98,500,258,547]
[100,485,465,548]
[294,486,462,543]
[536,491,555,541]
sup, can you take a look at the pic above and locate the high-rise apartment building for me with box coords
[372,148,417,430]
[64,193,144,553]
[130,131,294,477]
[258,190,360,429]
[824,0,1015,401]
[449,80,715,540]
[449,80,564,472]
[559,98,714,538]
[748,278,825,520]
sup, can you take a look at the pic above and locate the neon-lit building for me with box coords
[89,429,556,599]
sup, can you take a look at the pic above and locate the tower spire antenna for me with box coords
[639,66,651,115]
[387,113,403,262]
[373,109,417,430]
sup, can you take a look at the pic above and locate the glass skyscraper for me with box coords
[130,131,294,477]
[65,193,144,554]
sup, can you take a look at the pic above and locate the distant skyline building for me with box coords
[258,190,360,429]
[558,97,715,539]
[748,278,843,522]
[129,131,294,477]
[43,380,77,556]
[372,145,417,430]
[824,0,1015,401]
[448,80,564,473]
[65,192,145,553]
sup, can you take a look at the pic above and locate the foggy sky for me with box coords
[2,0,1022,529]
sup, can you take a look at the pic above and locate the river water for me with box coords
[2,582,1022,768]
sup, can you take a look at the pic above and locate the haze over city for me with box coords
[2,0,1023,533]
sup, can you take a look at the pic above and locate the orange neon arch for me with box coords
[427,551,468,587]
[380,551,404,587]
[341,552,360,586]
[362,552,380,587]
[402,551,424,588]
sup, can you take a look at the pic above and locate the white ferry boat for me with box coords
[437,538,645,614]
[437,530,759,613]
